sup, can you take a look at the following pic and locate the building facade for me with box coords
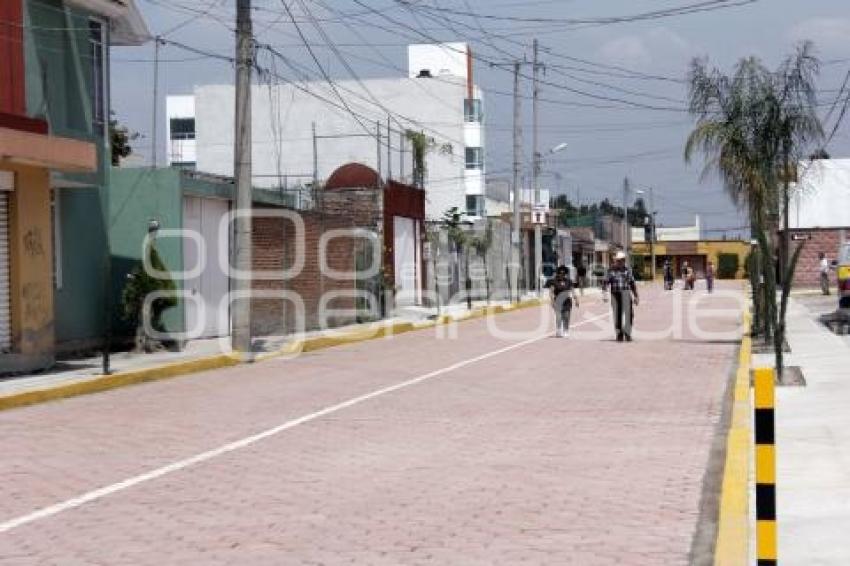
[784,158,850,288]
[168,43,486,220]
[1,0,147,372]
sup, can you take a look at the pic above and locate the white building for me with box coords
[789,158,850,229]
[166,95,196,167]
[167,43,486,220]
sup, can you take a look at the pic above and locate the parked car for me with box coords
[838,242,850,310]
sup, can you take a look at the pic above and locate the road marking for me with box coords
[0,310,610,534]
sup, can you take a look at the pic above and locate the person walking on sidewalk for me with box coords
[603,251,639,342]
[819,252,831,295]
[545,265,579,338]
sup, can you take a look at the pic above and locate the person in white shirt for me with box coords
[819,252,831,295]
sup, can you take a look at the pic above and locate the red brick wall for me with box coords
[0,1,25,116]
[787,228,846,287]
[251,209,358,336]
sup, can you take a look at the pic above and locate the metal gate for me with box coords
[0,190,11,352]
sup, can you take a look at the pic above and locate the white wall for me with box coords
[194,76,481,219]
[790,158,850,229]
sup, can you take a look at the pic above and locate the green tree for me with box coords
[110,113,139,167]
[405,130,451,188]
[470,221,494,304]
[685,42,823,378]
[121,243,177,352]
[441,207,472,309]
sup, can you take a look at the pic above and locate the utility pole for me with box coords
[649,186,656,280]
[231,0,253,353]
[151,36,160,167]
[387,116,392,181]
[511,61,522,303]
[622,177,630,260]
[532,38,542,295]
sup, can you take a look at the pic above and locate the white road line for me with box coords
[0,310,610,534]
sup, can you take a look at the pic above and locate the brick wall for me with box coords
[787,228,846,287]
[251,209,359,336]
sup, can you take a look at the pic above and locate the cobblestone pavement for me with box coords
[0,283,744,565]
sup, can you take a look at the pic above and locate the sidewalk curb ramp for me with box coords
[0,299,543,412]
[712,311,752,565]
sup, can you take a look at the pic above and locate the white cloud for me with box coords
[597,28,694,70]
[790,18,850,53]
[599,36,652,69]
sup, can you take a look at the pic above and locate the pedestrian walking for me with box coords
[663,260,674,291]
[819,252,831,295]
[706,261,715,293]
[682,261,695,290]
[545,265,579,338]
[576,261,587,296]
[602,251,639,342]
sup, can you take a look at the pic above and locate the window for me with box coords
[464,98,483,122]
[465,147,483,170]
[89,20,106,136]
[170,118,196,140]
[466,195,485,217]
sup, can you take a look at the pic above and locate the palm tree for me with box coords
[685,42,823,379]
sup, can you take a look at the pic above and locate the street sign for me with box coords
[791,233,811,241]
[532,210,546,225]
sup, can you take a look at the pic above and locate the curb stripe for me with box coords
[0,299,544,412]
[754,366,777,563]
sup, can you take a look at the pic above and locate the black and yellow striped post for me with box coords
[754,367,777,565]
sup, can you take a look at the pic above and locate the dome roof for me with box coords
[324,162,381,190]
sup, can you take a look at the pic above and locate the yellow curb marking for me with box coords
[713,313,752,565]
[0,299,545,412]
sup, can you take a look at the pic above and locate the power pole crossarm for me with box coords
[232,0,253,353]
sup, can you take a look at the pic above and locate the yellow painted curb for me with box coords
[714,314,752,565]
[0,354,241,412]
[0,299,547,412]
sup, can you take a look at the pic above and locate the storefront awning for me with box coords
[0,126,96,173]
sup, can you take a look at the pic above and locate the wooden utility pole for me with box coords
[232,0,253,353]
[532,39,542,295]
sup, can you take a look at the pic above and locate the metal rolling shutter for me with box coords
[0,191,11,351]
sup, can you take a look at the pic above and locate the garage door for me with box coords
[393,216,418,306]
[0,190,11,352]
[183,196,231,338]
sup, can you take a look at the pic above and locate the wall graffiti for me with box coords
[23,227,45,257]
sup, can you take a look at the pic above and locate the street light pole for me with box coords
[532,39,542,295]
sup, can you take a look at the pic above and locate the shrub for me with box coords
[717,253,740,279]
[122,244,177,351]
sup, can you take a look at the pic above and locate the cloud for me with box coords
[790,18,850,53]
[599,36,653,69]
[597,28,694,70]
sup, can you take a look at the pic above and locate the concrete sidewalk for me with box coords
[753,294,850,565]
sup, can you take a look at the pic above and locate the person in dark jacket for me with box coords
[545,265,580,338]
[603,251,640,342]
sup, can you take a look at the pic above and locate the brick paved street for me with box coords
[0,283,743,566]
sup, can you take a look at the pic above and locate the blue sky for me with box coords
[112,0,850,233]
